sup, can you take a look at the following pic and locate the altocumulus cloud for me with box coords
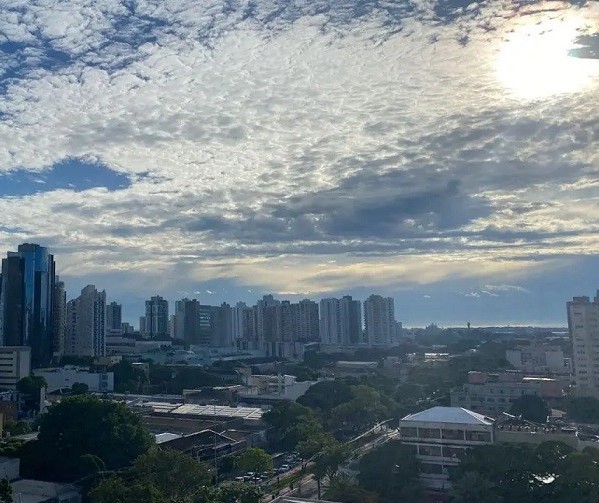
[0,0,599,321]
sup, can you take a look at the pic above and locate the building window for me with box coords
[465,431,491,442]
[400,427,418,438]
[419,445,441,457]
[442,446,466,460]
[419,428,441,439]
[441,429,464,440]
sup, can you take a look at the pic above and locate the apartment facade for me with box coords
[567,294,599,397]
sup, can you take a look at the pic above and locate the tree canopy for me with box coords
[297,381,353,411]
[235,448,272,473]
[508,395,550,423]
[452,441,599,502]
[22,395,154,481]
[358,440,424,502]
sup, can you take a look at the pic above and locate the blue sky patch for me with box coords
[0,159,131,197]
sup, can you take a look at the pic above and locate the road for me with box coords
[264,428,399,502]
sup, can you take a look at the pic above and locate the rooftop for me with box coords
[138,402,264,421]
[401,406,494,426]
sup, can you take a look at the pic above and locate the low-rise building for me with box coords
[399,407,494,496]
[34,366,114,393]
[506,342,568,373]
[238,372,318,402]
[11,479,81,503]
[450,371,563,416]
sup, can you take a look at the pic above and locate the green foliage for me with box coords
[564,396,599,423]
[169,367,223,394]
[312,437,349,500]
[71,382,90,395]
[325,476,379,503]
[297,381,353,411]
[450,471,502,503]
[16,376,47,395]
[110,360,147,393]
[132,448,212,498]
[509,395,550,423]
[3,420,31,436]
[235,448,272,473]
[0,479,11,503]
[206,483,262,503]
[284,364,318,382]
[451,441,599,502]
[24,395,154,481]
[358,440,424,502]
[0,439,25,457]
[331,385,390,429]
[263,401,322,450]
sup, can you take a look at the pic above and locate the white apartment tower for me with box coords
[567,293,599,397]
[364,294,396,347]
[65,285,106,358]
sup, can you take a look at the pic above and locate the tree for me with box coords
[263,401,322,449]
[0,479,11,503]
[208,483,263,503]
[450,471,502,503]
[297,381,353,411]
[331,385,389,429]
[358,441,423,502]
[509,394,550,423]
[110,360,147,393]
[24,395,154,481]
[132,449,212,499]
[71,382,90,395]
[325,476,378,503]
[16,376,47,396]
[564,396,599,423]
[235,448,272,473]
[312,437,348,499]
[3,420,31,436]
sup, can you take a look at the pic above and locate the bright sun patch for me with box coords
[496,15,599,100]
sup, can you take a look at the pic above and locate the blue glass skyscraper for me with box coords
[0,243,55,368]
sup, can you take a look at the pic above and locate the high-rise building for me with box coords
[232,302,257,350]
[297,299,319,342]
[567,293,599,397]
[364,295,396,347]
[320,298,341,346]
[64,285,106,357]
[319,296,361,346]
[340,295,362,344]
[144,296,169,338]
[106,302,122,331]
[212,302,233,347]
[0,243,55,368]
[53,278,67,357]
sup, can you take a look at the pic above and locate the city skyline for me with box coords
[1,1,598,327]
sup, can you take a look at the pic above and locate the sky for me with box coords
[1,0,599,327]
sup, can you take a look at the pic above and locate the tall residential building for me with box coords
[144,296,169,338]
[106,302,122,331]
[320,298,341,345]
[297,299,319,342]
[340,295,362,344]
[232,302,257,349]
[319,295,361,346]
[364,294,396,347]
[567,293,599,397]
[53,278,67,357]
[0,243,55,368]
[65,285,106,358]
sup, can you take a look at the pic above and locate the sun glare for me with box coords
[496,16,598,100]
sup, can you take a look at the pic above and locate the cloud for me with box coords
[0,0,598,314]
